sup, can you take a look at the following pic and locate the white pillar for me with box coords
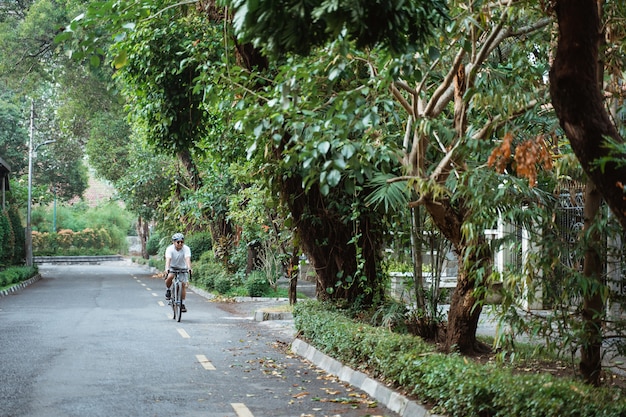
[521,223,543,310]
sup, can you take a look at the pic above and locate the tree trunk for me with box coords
[574,1,607,386]
[411,206,426,310]
[210,215,235,269]
[549,0,626,230]
[136,216,149,259]
[288,246,300,305]
[579,181,604,386]
[281,174,384,307]
[423,197,490,353]
[177,149,202,191]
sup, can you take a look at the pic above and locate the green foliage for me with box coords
[195,270,214,290]
[227,39,405,305]
[32,228,118,255]
[85,113,132,184]
[370,299,410,332]
[146,232,161,256]
[8,206,24,264]
[31,202,132,253]
[0,266,37,288]
[0,209,15,267]
[81,202,134,250]
[185,232,213,262]
[148,257,165,271]
[192,257,225,290]
[214,276,232,294]
[228,242,249,276]
[226,0,448,56]
[294,301,626,417]
[111,7,218,157]
[114,140,173,222]
[24,98,91,204]
[245,270,271,297]
[0,95,29,175]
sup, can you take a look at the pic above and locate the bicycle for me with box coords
[168,269,189,322]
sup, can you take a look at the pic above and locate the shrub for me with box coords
[193,260,224,290]
[293,301,626,417]
[245,270,270,297]
[0,210,14,266]
[146,232,161,256]
[9,208,24,264]
[214,276,232,294]
[149,258,165,271]
[185,232,213,262]
[0,266,37,288]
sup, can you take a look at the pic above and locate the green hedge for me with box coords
[293,301,626,417]
[0,209,16,266]
[0,266,38,288]
[8,208,24,264]
[32,229,117,255]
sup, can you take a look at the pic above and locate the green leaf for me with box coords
[327,169,341,187]
[328,67,342,81]
[333,157,347,170]
[318,141,331,154]
[341,144,356,159]
[113,51,128,69]
[90,55,101,67]
[428,46,440,61]
[53,31,73,44]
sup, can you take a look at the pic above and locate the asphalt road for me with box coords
[0,262,399,417]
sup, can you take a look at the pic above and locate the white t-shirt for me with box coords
[165,244,191,269]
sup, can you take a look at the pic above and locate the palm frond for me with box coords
[365,173,411,213]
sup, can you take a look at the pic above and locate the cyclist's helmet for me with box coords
[171,232,184,242]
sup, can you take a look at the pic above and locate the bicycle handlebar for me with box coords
[167,269,192,279]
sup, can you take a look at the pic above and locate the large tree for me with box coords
[549,0,626,386]
[226,0,554,353]
[0,91,29,175]
[0,0,96,203]
[550,0,626,231]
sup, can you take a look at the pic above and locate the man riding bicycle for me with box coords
[164,233,192,312]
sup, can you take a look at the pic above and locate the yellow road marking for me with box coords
[231,403,254,417]
[195,354,216,370]
[176,328,190,338]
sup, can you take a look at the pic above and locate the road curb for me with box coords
[0,274,42,298]
[254,310,293,321]
[290,338,442,417]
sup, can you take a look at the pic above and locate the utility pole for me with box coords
[25,100,55,267]
[25,101,34,267]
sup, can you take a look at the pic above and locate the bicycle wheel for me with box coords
[176,282,183,322]
[171,281,177,320]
